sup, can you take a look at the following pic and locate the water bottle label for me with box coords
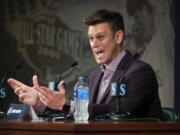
[74,88,78,98]
[77,88,89,99]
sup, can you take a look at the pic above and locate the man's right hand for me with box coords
[7,75,40,108]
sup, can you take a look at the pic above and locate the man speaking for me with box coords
[7,9,162,120]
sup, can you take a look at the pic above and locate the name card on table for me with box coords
[5,104,39,121]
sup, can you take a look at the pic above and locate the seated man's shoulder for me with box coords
[129,59,155,74]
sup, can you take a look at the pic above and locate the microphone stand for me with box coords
[51,61,78,91]
[45,61,78,118]
[56,61,78,84]
[108,96,124,120]
[108,82,133,121]
[0,65,22,118]
[108,54,138,121]
[0,98,5,118]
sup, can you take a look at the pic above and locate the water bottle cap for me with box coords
[78,76,85,81]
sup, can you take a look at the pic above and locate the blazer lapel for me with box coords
[89,69,104,104]
[99,51,133,103]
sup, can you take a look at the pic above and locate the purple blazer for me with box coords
[86,50,163,120]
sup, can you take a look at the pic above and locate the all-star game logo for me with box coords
[16,8,85,79]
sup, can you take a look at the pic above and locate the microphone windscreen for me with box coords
[15,65,22,69]
[71,62,78,67]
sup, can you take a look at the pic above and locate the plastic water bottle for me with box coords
[73,77,81,121]
[74,76,89,121]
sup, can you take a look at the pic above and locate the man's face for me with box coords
[88,23,123,66]
[132,5,153,45]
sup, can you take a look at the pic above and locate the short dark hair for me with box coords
[126,0,152,16]
[83,9,124,34]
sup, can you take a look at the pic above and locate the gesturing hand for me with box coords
[7,75,40,107]
[34,81,66,110]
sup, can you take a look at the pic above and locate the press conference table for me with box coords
[0,119,180,135]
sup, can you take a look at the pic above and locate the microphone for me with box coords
[0,65,22,118]
[0,65,22,89]
[107,53,138,120]
[110,52,138,100]
[46,62,78,118]
[56,61,78,84]
[133,53,140,60]
[49,62,78,91]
